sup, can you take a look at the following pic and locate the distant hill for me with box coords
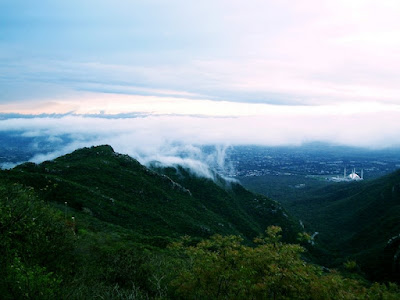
[283,169,400,281]
[3,145,400,298]
[0,145,300,244]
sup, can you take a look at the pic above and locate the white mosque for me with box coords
[332,167,364,182]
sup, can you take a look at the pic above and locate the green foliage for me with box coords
[255,225,283,244]
[170,226,400,299]
[5,255,61,299]
[66,283,150,300]
[344,260,358,272]
[272,169,400,282]
[243,168,400,282]
[2,146,400,298]
[2,145,301,243]
[297,232,312,244]
[0,181,74,299]
[170,226,315,299]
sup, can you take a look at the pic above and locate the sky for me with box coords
[1,0,400,168]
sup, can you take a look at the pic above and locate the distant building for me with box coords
[347,168,362,180]
[331,168,364,182]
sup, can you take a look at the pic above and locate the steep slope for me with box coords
[151,164,301,242]
[286,169,400,281]
[2,178,399,299]
[0,145,300,243]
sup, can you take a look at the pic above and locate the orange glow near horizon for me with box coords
[2,93,400,118]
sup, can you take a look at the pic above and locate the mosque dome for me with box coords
[348,173,361,180]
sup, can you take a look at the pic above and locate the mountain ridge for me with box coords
[3,145,400,298]
[282,168,400,281]
[1,144,301,243]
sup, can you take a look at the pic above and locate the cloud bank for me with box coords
[1,1,400,175]
[1,103,400,175]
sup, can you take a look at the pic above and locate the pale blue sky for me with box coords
[1,0,232,101]
[1,1,400,152]
[2,0,399,107]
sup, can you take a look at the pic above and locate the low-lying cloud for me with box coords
[1,104,400,177]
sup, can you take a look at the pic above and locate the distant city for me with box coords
[1,130,400,184]
[213,144,400,181]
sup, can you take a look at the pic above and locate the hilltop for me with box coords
[2,145,400,298]
[1,145,300,243]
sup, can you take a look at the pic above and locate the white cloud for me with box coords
[1,103,400,164]
[2,1,400,177]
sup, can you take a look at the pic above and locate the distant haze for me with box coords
[1,1,400,169]
[1,111,400,173]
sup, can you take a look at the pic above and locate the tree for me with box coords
[169,226,400,299]
[0,182,75,299]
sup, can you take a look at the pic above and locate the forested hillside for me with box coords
[2,145,300,242]
[1,145,400,299]
[274,169,400,282]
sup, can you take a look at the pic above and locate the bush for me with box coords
[0,182,75,298]
[169,226,400,299]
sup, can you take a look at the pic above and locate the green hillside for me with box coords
[282,169,400,281]
[0,145,300,243]
[1,145,400,298]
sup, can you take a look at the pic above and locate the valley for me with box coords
[231,145,400,282]
[1,143,400,298]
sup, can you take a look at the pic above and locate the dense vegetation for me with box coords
[1,184,399,299]
[0,182,74,298]
[170,226,400,299]
[1,145,400,298]
[2,145,301,243]
[242,168,400,283]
